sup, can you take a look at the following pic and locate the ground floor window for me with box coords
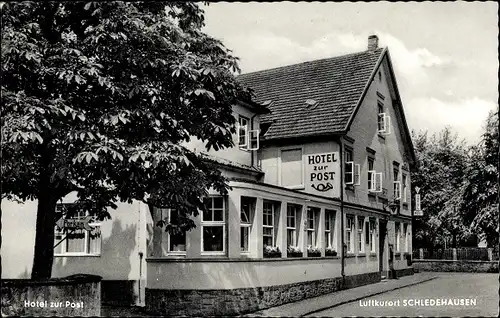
[263,200,275,247]
[369,218,376,253]
[346,215,354,253]
[167,209,187,253]
[240,197,255,253]
[395,222,401,252]
[54,203,101,256]
[202,196,225,254]
[404,223,409,253]
[306,207,319,247]
[357,216,365,253]
[286,204,299,247]
[324,210,336,248]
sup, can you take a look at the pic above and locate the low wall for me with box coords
[145,271,380,316]
[1,274,101,317]
[413,260,499,273]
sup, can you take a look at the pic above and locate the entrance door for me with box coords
[379,220,387,275]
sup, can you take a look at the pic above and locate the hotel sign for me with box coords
[305,152,340,197]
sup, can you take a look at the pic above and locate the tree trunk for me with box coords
[31,192,58,280]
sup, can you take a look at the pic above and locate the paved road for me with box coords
[309,273,499,317]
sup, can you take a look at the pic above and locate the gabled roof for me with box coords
[237,48,384,141]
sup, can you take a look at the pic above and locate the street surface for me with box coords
[309,273,499,317]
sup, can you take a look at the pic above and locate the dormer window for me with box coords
[305,99,319,109]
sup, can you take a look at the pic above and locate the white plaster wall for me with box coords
[260,141,341,198]
[147,258,342,290]
[344,56,412,216]
[1,195,152,282]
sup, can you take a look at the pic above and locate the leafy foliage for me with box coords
[1,1,251,278]
[460,111,499,247]
[411,127,471,248]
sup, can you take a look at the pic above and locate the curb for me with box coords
[300,276,438,317]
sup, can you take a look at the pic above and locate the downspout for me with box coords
[339,138,345,284]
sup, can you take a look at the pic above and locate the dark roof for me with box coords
[237,48,384,140]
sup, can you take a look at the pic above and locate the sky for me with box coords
[202,2,498,145]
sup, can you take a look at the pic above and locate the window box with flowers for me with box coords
[287,246,303,258]
[307,246,321,257]
[263,245,281,258]
[325,247,337,257]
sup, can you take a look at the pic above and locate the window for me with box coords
[395,222,400,252]
[377,103,385,132]
[286,204,299,247]
[377,102,391,134]
[346,215,354,253]
[345,148,354,184]
[325,210,336,248]
[357,216,365,253]
[368,158,383,193]
[202,196,225,254]
[263,201,275,247]
[248,129,260,150]
[237,116,249,148]
[166,209,187,253]
[367,157,374,189]
[306,207,319,247]
[404,224,409,253]
[393,165,401,200]
[281,148,303,187]
[241,197,255,253]
[369,219,376,253]
[402,174,408,203]
[54,203,101,256]
[345,148,361,186]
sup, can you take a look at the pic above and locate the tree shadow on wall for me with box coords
[52,219,137,305]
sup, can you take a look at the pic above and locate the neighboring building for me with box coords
[1,35,416,315]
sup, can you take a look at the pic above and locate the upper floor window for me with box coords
[377,102,391,135]
[402,174,408,203]
[238,116,249,148]
[344,148,360,186]
[393,164,401,200]
[377,103,384,131]
[368,157,382,193]
[202,196,225,254]
[54,203,101,256]
[237,115,260,150]
[281,148,303,188]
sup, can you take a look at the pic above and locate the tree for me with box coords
[411,127,470,248]
[460,111,499,247]
[1,2,252,279]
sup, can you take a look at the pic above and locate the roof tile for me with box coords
[237,49,384,140]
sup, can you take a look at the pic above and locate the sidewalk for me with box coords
[245,272,438,317]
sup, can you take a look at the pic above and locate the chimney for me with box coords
[368,35,378,51]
